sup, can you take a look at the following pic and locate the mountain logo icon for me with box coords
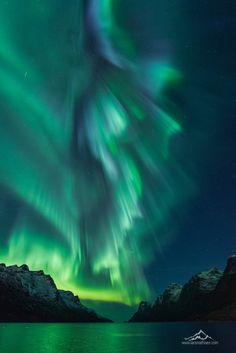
[182,330,219,345]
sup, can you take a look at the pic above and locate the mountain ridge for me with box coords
[0,263,112,322]
[129,253,236,322]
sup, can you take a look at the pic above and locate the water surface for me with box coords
[0,323,236,353]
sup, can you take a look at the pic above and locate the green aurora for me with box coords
[0,0,231,318]
[0,0,189,306]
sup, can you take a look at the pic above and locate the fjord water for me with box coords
[0,323,236,353]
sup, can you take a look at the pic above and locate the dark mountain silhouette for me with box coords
[0,263,112,322]
[129,253,236,322]
[1,253,235,322]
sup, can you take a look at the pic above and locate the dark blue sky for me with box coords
[110,0,236,321]
[0,0,235,323]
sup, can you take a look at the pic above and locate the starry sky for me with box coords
[0,0,235,322]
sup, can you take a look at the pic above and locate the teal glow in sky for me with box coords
[0,0,235,321]
[0,0,190,305]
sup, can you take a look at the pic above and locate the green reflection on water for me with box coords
[0,323,162,353]
[0,323,233,353]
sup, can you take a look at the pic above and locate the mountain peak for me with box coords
[0,263,112,322]
[128,252,236,322]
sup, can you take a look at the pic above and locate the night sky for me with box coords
[0,0,235,322]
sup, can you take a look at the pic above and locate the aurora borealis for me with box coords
[0,0,235,321]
